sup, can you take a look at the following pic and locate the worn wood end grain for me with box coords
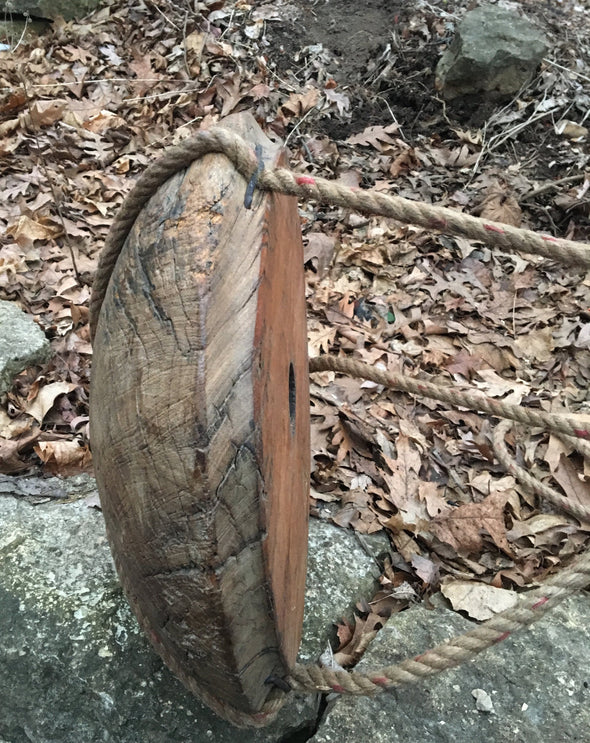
[90,112,310,724]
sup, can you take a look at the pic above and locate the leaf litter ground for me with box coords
[2,0,590,665]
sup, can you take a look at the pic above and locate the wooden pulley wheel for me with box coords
[90,112,310,726]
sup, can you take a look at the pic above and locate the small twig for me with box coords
[218,7,236,40]
[0,78,192,92]
[265,65,299,93]
[284,104,321,147]
[301,139,314,162]
[543,57,590,85]
[122,87,199,104]
[522,173,587,202]
[11,11,29,52]
[373,94,405,140]
[490,109,556,153]
[529,203,559,233]
[147,0,181,30]
[433,95,453,128]
[182,10,191,79]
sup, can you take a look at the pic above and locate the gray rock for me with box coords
[0,471,96,501]
[301,519,383,662]
[1,0,102,21]
[311,598,590,743]
[4,478,588,743]
[0,479,382,741]
[353,529,392,565]
[436,5,550,100]
[0,300,49,395]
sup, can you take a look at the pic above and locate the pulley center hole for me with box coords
[288,362,296,435]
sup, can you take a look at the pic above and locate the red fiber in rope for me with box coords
[296,175,316,185]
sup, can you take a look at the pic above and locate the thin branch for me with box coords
[11,11,29,52]
[543,57,590,85]
[522,173,587,202]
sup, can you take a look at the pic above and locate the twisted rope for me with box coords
[493,419,590,524]
[90,129,260,338]
[89,126,590,340]
[309,355,590,441]
[90,123,590,709]
[288,548,590,694]
[290,357,590,696]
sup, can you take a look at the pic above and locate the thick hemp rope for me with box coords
[282,361,590,697]
[493,419,590,524]
[90,124,590,710]
[309,355,590,441]
[287,549,590,695]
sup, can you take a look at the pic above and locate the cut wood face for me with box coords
[90,112,310,725]
[254,172,310,669]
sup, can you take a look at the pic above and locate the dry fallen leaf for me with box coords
[551,453,590,518]
[6,216,60,248]
[346,123,399,149]
[555,120,588,140]
[452,127,483,146]
[475,183,522,227]
[27,99,67,128]
[304,232,336,276]
[430,490,514,557]
[506,513,576,546]
[281,86,320,117]
[380,434,423,523]
[0,431,40,474]
[441,579,518,620]
[324,87,350,115]
[512,326,555,362]
[34,440,92,475]
[24,382,77,424]
[389,149,418,177]
[83,110,127,133]
[411,553,440,585]
[333,611,385,667]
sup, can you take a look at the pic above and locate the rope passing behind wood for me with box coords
[280,354,590,695]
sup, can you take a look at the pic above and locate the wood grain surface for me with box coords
[90,112,309,723]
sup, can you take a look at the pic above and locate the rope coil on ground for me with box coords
[288,356,590,695]
[90,123,590,707]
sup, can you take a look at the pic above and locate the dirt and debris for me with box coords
[1,0,590,663]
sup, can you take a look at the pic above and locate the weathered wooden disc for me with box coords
[90,113,310,725]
